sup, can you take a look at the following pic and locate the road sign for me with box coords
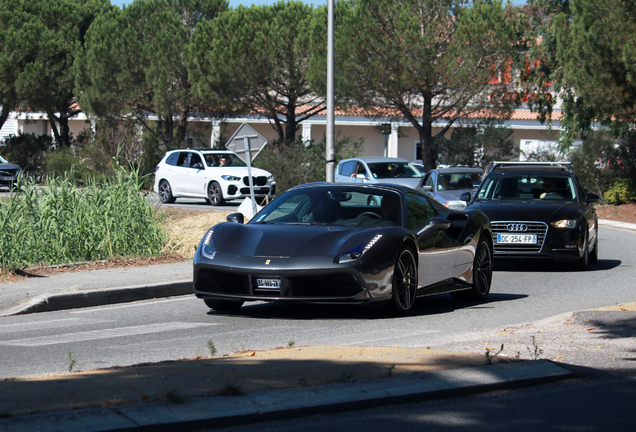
[225,123,269,216]
[225,123,268,163]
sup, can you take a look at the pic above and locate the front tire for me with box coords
[204,299,244,311]
[576,231,590,271]
[207,181,225,206]
[159,180,176,203]
[589,230,598,264]
[391,248,418,314]
[452,238,492,301]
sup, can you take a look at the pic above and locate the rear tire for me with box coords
[204,299,244,311]
[391,248,418,314]
[159,180,176,203]
[207,181,225,206]
[452,238,492,301]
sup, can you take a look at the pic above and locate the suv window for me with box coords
[165,152,179,166]
[338,161,356,176]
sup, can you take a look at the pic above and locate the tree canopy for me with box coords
[75,0,228,148]
[188,1,324,146]
[0,0,111,146]
[327,0,519,171]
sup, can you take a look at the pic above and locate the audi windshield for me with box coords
[476,174,578,202]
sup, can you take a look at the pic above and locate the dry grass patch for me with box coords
[159,208,232,259]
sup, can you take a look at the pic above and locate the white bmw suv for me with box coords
[153,149,276,206]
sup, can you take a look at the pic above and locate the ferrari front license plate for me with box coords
[497,234,537,244]
[256,278,281,289]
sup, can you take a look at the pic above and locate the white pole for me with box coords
[243,135,257,215]
[326,0,335,182]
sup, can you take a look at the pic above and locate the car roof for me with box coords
[430,167,483,174]
[489,161,573,174]
[169,148,234,153]
[288,181,420,196]
[339,157,410,164]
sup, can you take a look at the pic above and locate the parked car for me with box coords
[193,182,493,314]
[153,149,276,206]
[461,161,599,270]
[335,157,424,190]
[0,155,21,191]
[422,167,483,210]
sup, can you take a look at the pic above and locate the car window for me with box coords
[190,153,203,169]
[354,163,367,177]
[439,172,482,190]
[367,162,421,179]
[203,153,247,167]
[176,152,189,167]
[477,174,577,201]
[338,161,356,176]
[252,188,401,226]
[165,152,179,166]
[405,193,437,229]
[425,172,436,189]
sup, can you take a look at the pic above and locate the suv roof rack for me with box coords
[487,161,573,174]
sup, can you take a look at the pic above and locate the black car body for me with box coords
[193,183,493,314]
[0,155,20,190]
[462,161,599,269]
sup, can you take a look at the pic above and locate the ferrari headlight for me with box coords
[550,219,577,229]
[201,229,216,259]
[444,200,466,210]
[336,234,382,264]
[221,175,241,182]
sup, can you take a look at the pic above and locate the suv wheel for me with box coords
[159,180,176,203]
[207,181,225,206]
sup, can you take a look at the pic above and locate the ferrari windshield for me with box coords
[477,174,578,202]
[251,187,402,227]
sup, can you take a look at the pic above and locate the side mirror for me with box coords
[356,173,366,180]
[459,192,471,203]
[422,185,433,191]
[585,193,599,203]
[226,212,245,224]
[416,216,451,236]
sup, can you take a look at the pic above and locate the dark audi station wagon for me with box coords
[462,161,599,270]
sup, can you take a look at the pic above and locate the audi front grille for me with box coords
[491,221,548,254]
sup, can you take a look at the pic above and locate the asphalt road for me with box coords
[0,226,633,380]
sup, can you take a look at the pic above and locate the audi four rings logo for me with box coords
[507,224,528,232]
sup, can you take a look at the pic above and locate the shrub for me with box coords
[0,133,53,182]
[0,163,166,271]
[604,179,636,205]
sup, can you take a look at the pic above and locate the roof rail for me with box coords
[487,161,573,174]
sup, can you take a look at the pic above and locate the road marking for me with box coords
[70,296,194,314]
[0,322,220,347]
[0,318,111,334]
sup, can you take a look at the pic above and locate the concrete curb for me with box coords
[598,219,636,231]
[0,360,572,432]
[0,280,193,316]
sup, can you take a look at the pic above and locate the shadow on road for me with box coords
[494,259,621,273]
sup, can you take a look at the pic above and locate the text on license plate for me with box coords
[0,176,16,181]
[497,234,537,244]
[256,278,281,289]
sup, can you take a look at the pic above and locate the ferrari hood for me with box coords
[211,223,379,258]
[470,200,582,222]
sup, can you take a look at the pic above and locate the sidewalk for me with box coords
[0,220,633,431]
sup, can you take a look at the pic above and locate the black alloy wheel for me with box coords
[204,299,244,311]
[207,181,225,206]
[452,238,492,301]
[159,180,176,203]
[391,248,418,313]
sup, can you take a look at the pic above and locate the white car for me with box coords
[153,149,276,206]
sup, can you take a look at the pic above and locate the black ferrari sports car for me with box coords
[461,161,599,270]
[193,183,493,314]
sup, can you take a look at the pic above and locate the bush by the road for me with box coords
[0,165,166,271]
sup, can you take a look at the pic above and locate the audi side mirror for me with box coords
[585,193,599,203]
[459,192,471,202]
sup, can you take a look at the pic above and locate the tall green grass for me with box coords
[0,165,166,270]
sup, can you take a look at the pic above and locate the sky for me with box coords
[110,1,526,9]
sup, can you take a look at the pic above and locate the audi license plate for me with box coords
[497,234,537,244]
[256,278,281,289]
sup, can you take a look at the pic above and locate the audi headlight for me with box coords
[550,219,577,229]
[221,175,241,182]
[200,229,216,259]
[336,234,382,264]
